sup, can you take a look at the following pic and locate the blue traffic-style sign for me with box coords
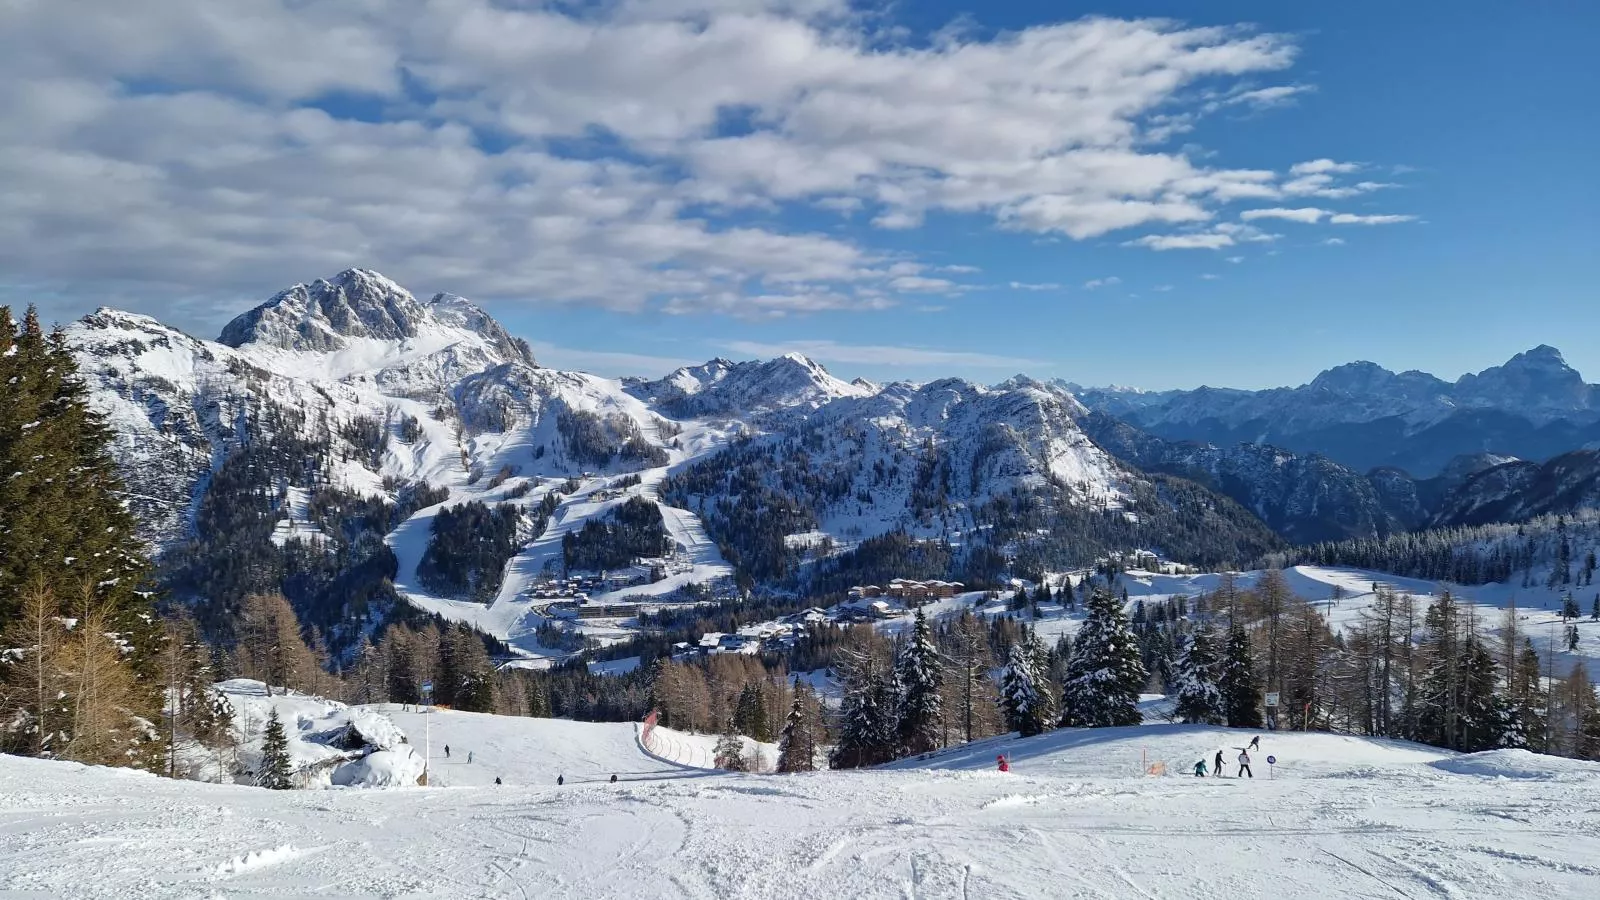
[1266,755,1277,765]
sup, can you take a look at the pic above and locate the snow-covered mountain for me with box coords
[1071,346,1600,476]
[1430,450,1600,527]
[661,375,1283,585]
[624,352,870,420]
[66,268,1600,662]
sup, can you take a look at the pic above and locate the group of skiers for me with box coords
[554,774,620,785]
[1193,735,1261,778]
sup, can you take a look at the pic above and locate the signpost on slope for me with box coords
[421,680,434,786]
[1266,755,1276,778]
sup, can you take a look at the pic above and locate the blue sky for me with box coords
[2,1,1594,389]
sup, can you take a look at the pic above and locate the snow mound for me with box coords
[1429,750,1600,781]
[214,844,301,875]
[331,746,426,788]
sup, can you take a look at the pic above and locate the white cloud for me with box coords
[1125,233,1234,250]
[940,264,982,274]
[1009,281,1062,291]
[1228,85,1312,108]
[1082,276,1122,289]
[0,1,1375,322]
[1212,222,1279,243]
[1225,256,1244,263]
[1322,237,1346,246]
[889,275,959,293]
[1153,284,1174,292]
[1290,159,1361,176]
[1329,213,1417,225]
[1240,207,1328,223]
[1199,273,1219,279]
[723,339,1043,368]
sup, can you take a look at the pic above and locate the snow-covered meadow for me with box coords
[5,709,1598,898]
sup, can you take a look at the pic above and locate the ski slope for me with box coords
[386,418,736,666]
[5,721,1599,898]
[375,705,704,787]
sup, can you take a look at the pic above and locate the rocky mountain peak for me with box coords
[218,268,427,352]
[1454,344,1591,411]
[424,292,536,367]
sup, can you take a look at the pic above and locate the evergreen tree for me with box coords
[1172,624,1225,725]
[776,683,816,773]
[999,641,1051,737]
[1220,623,1263,728]
[1059,588,1147,728]
[733,682,772,742]
[1507,638,1548,753]
[895,608,944,756]
[1025,628,1058,726]
[714,730,748,772]
[0,308,160,766]
[257,709,293,789]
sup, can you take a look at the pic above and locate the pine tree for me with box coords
[1059,588,1147,728]
[1508,638,1547,753]
[734,682,772,742]
[776,683,816,773]
[0,308,160,766]
[714,730,748,772]
[1025,628,1058,726]
[895,608,944,756]
[999,641,1051,737]
[1173,624,1225,725]
[257,709,293,789]
[1220,623,1263,728]
[830,628,897,769]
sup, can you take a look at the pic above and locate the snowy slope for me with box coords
[5,723,1598,898]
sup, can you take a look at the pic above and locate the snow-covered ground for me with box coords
[5,719,1598,898]
[387,420,737,668]
[1105,564,1600,682]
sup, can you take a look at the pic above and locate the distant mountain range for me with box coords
[61,268,1600,655]
[1068,346,1600,477]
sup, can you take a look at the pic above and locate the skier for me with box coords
[1248,735,1260,752]
[1214,750,1224,775]
[495,777,502,785]
[1237,749,1253,778]
[996,754,1011,773]
[610,774,618,784]
[468,751,474,764]
[444,744,451,759]
[557,774,564,786]
[1193,759,1207,777]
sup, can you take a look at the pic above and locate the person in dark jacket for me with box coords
[1248,735,1260,752]
[1214,750,1225,775]
[557,774,564,786]
[610,774,618,783]
[495,777,502,785]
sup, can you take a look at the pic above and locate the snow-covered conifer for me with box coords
[895,608,944,756]
[1172,625,1225,725]
[257,709,293,790]
[1059,588,1146,728]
